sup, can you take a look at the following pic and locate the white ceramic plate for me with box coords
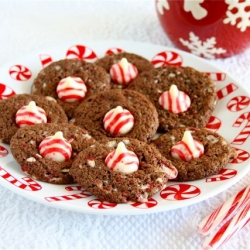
[0,40,250,215]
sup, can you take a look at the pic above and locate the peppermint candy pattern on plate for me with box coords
[9,65,32,81]
[0,41,249,215]
[0,83,16,100]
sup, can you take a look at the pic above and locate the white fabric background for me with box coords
[0,1,250,249]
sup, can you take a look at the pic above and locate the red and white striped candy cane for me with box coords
[231,112,250,145]
[39,54,53,68]
[9,65,32,81]
[230,148,250,164]
[105,47,124,55]
[216,83,238,100]
[131,198,158,209]
[203,72,226,82]
[66,44,97,61]
[151,51,183,67]
[206,169,237,182]
[0,166,41,191]
[202,202,250,250]
[0,83,16,100]
[198,185,250,235]
[45,185,92,202]
[88,199,117,209]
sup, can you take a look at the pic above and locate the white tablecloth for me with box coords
[0,1,250,249]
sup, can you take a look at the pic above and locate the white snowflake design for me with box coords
[179,32,227,59]
[224,0,250,32]
[156,0,169,15]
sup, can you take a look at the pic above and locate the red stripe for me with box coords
[108,152,137,170]
[40,139,72,152]
[104,112,124,134]
[112,117,134,135]
[40,147,71,160]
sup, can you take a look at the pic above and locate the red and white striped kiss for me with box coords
[171,130,204,161]
[103,106,134,136]
[110,58,138,85]
[159,84,191,113]
[105,141,139,174]
[15,101,47,127]
[39,131,72,162]
[57,76,87,102]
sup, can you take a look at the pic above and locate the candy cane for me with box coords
[205,116,221,132]
[202,202,250,250]
[9,65,32,81]
[216,83,238,100]
[131,198,157,209]
[206,169,237,182]
[230,148,250,164]
[105,47,124,55]
[151,51,183,67]
[198,185,250,235]
[160,184,200,200]
[88,199,117,209]
[0,145,8,158]
[0,83,16,100]
[39,54,53,68]
[227,96,250,112]
[231,112,250,145]
[66,44,97,61]
[203,72,226,82]
[45,185,91,202]
[0,166,41,191]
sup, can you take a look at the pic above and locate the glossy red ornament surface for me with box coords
[156,0,250,58]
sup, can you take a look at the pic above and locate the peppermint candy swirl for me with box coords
[110,58,138,85]
[105,142,139,174]
[159,85,191,113]
[170,130,204,161]
[39,131,72,162]
[57,76,87,102]
[103,106,134,136]
[15,101,47,127]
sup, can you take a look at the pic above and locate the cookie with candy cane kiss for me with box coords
[31,59,111,118]
[70,138,177,203]
[95,52,154,88]
[74,89,159,142]
[128,65,217,132]
[10,123,96,184]
[152,127,237,181]
[0,94,67,144]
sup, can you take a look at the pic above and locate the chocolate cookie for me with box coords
[152,127,237,181]
[95,52,154,88]
[31,59,111,118]
[128,65,217,132]
[70,137,177,203]
[10,123,96,184]
[73,89,159,142]
[0,94,68,144]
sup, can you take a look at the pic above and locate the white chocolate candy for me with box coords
[105,141,139,173]
[110,58,138,85]
[103,106,134,135]
[170,130,204,161]
[159,84,191,113]
[57,76,87,102]
[39,131,72,162]
[15,101,47,127]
